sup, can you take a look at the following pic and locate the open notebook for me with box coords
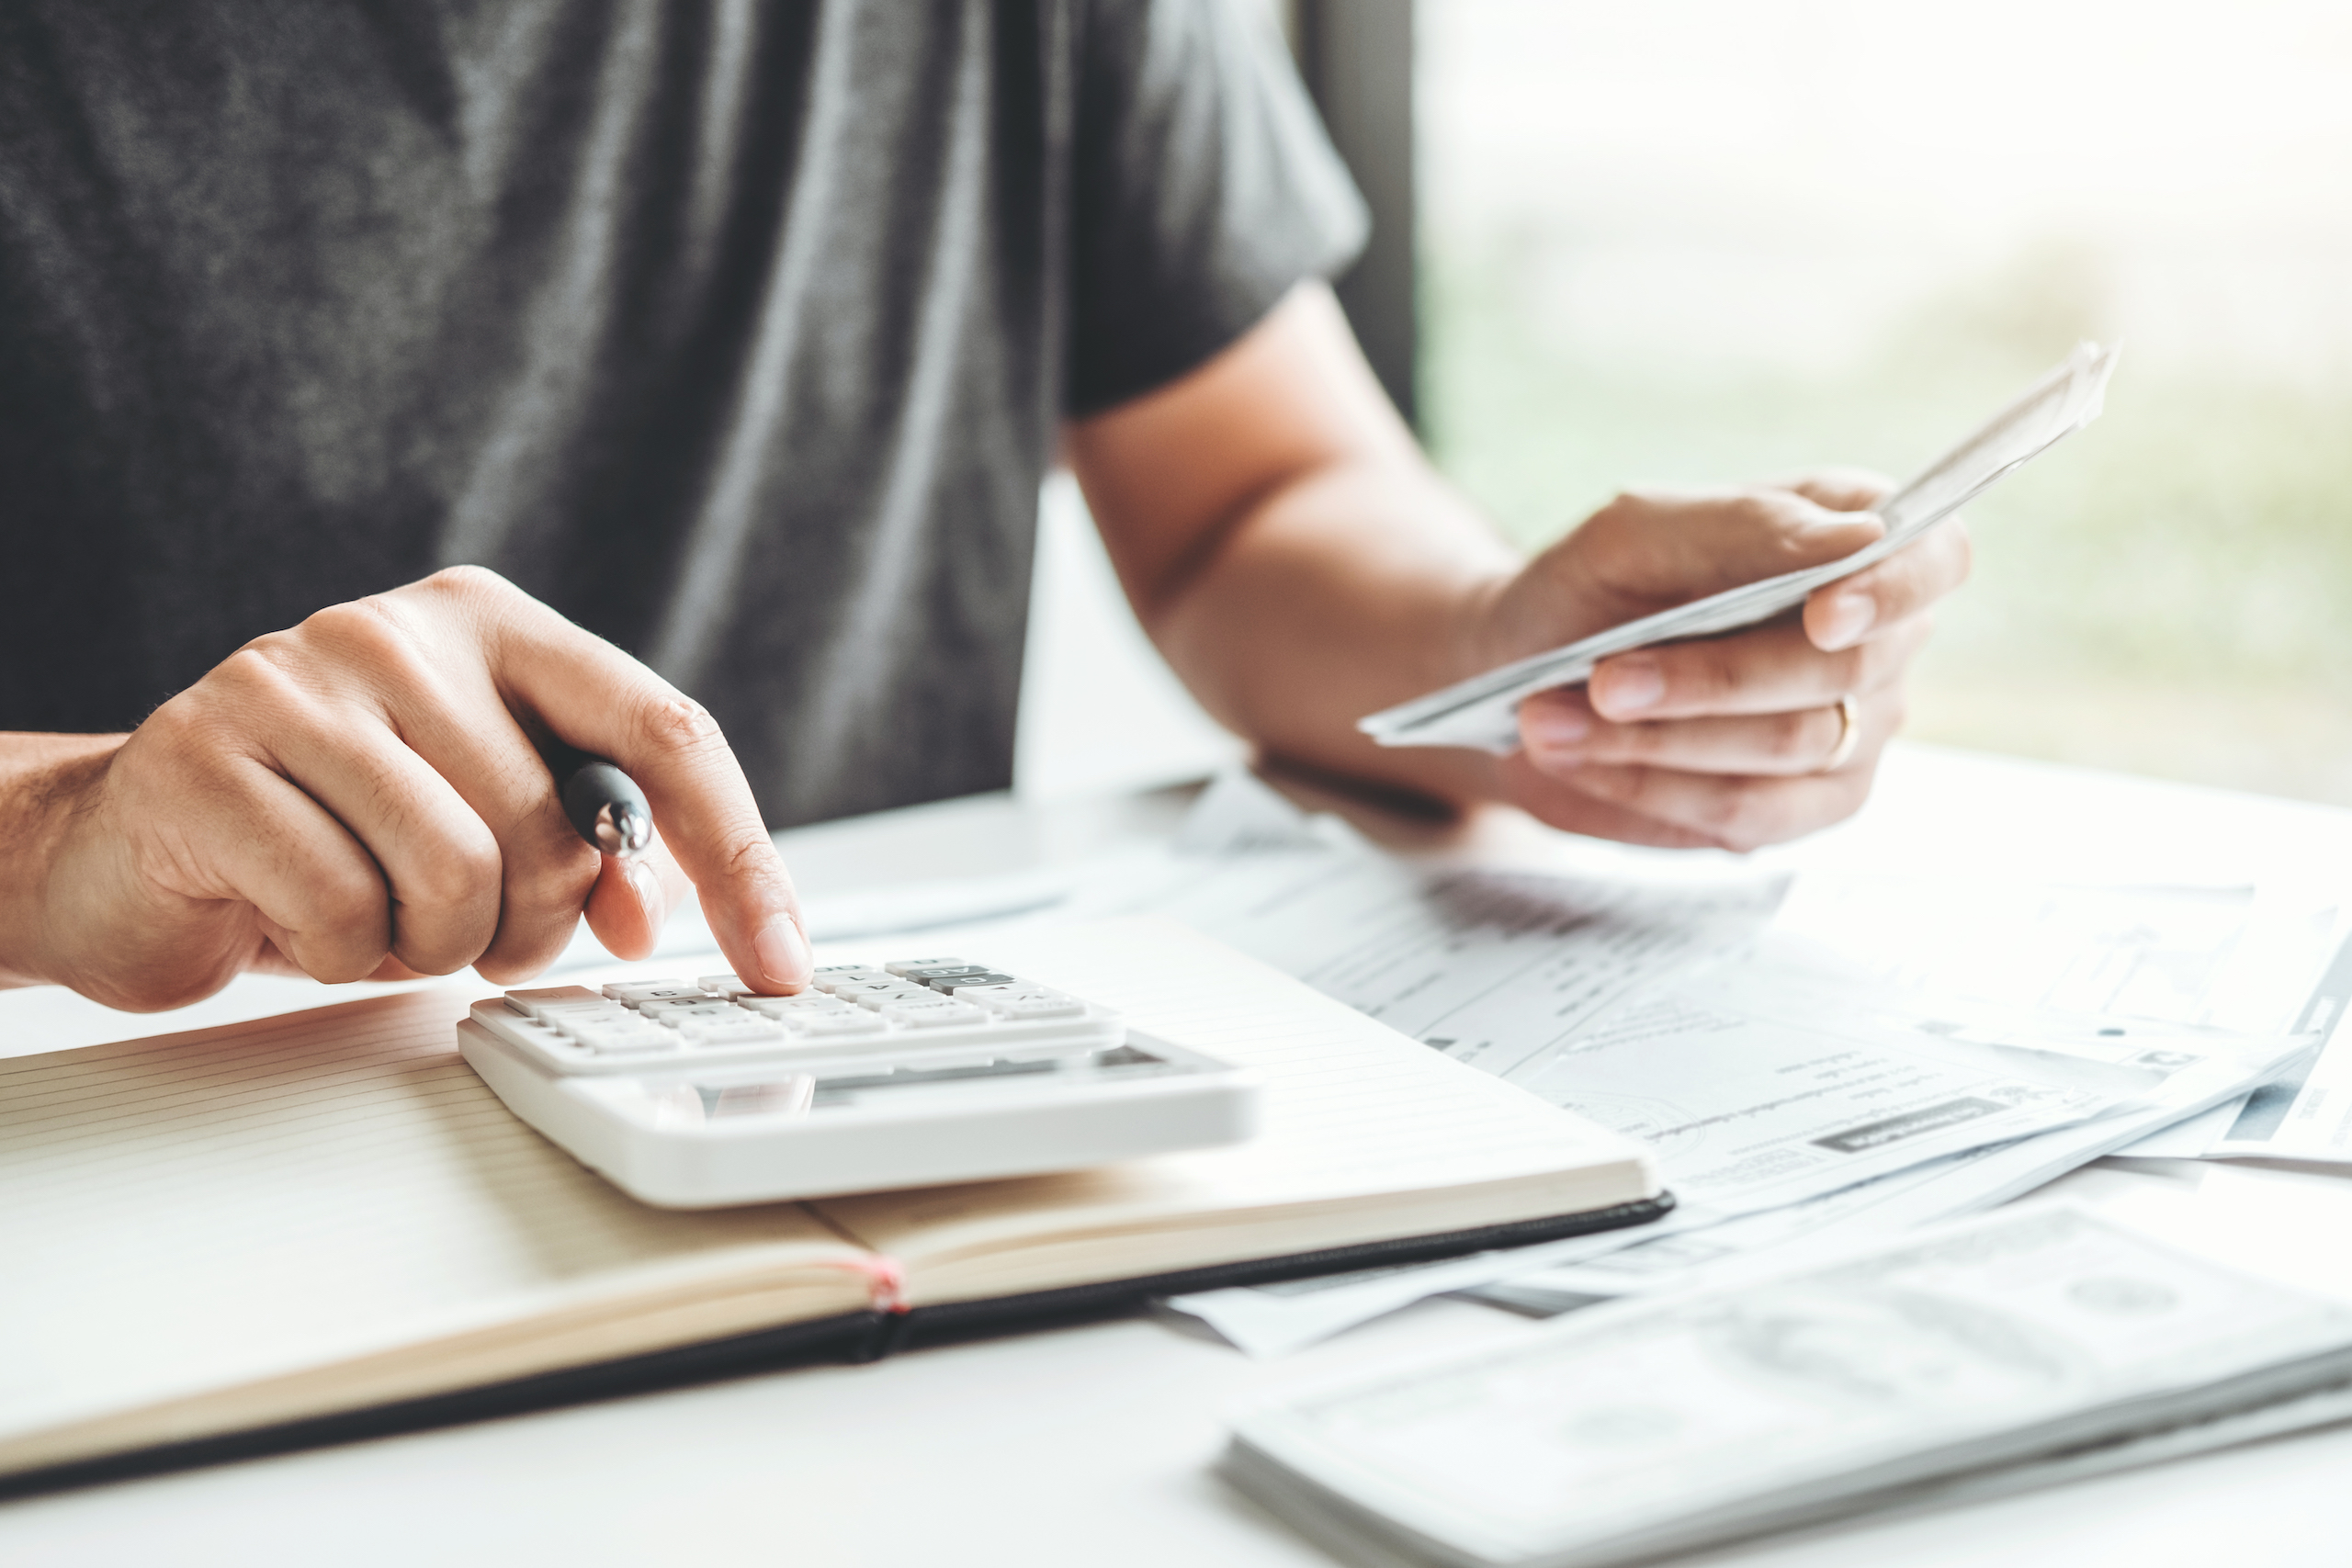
[0,918,1662,1484]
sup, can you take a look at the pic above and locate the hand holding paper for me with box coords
[1363,344,2116,852]
[1491,475,1946,849]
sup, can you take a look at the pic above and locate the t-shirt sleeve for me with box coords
[1064,0,1371,417]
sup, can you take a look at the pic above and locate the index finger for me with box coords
[465,576,811,994]
[1803,513,1973,652]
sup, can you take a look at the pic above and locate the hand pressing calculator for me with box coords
[458,958,1261,1208]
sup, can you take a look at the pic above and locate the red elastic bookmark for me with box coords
[830,1254,910,1315]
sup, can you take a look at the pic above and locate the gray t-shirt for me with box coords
[0,0,1364,826]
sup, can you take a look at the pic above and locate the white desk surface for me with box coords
[8,742,2352,1568]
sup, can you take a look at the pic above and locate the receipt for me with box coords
[1361,342,2120,752]
[1499,959,2121,1218]
[1487,1015,2312,1308]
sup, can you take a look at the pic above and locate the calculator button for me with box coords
[471,999,577,1049]
[810,969,896,995]
[786,1010,888,1038]
[639,995,731,1014]
[959,986,1082,1019]
[504,986,609,1021]
[696,974,760,998]
[677,1015,786,1046]
[600,980,702,1005]
[854,992,933,1013]
[846,984,932,1010]
[627,986,718,1008]
[882,999,984,1028]
[949,982,1043,1004]
[544,1003,644,1032]
[567,1022,677,1055]
[642,1001,742,1027]
[921,971,1015,993]
[471,960,1125,1093]
[739,993,854,1019]
[877,991,964,1012]
[992,996,1087,1020]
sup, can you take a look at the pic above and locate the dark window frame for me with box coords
[1291,0,1419,428]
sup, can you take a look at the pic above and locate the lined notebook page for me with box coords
[810,918,1657,1297]
[0,991,865,1454]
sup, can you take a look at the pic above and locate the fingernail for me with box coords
[1818,592,1875,649]
[754,914,812,990]
[1594,657,1663,716]
[625,860,667,929]
[1523,704,1589,750]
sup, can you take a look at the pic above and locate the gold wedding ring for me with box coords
[1822,694,1861,772]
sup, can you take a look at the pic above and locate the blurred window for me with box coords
[1416,0,2352,804]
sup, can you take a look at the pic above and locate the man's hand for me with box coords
[1487,477,1972,851]
[0,567,811,1011]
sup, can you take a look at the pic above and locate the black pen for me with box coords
[558,754,653,861]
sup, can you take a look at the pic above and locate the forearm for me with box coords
[1148,456,1521,808]
[0,732,122,987]
[1069,284,1546,810]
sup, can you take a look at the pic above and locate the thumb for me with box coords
[1566,486,1884,608]
[582,840,688,964]
[1781,467,1895,513]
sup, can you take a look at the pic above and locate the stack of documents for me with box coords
[1066,771,2340,1356]
[2121,934,2352,1164]
[1224,1207,2352,1568]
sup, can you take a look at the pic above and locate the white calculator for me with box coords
[458,957,1262,1208]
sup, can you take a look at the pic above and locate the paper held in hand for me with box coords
[1359,341,2121,753]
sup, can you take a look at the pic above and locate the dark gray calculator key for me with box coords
[921,971,1016,993]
